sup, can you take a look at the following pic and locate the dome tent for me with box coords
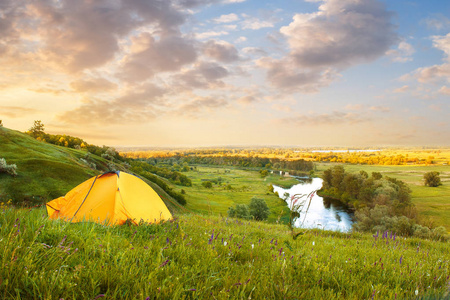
[46,171,172,225]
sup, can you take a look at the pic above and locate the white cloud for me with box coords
[196,31,229,39]
[222,0,247,3]
[213,13,239,23]
[386,41,415,63]
[242,18,275,30]
[235,36,247,43]
[259,0,397,93]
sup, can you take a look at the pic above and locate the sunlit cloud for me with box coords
[0,106,39,118]
[259,0,397,93]
[386,41,415,63]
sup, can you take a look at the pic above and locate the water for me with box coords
[273,178,354,232]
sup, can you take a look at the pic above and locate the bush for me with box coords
[424,171,441,187]
[228,204,250,219]
[202,181,213,188]
[0,158,17,176]
[249,197,270,221]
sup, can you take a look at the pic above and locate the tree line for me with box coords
[321,166,447,240]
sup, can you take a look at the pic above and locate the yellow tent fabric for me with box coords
[46,171,172,225]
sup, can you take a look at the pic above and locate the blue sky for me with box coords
[0,0,449,147]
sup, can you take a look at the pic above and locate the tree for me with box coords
[372,172,383,180]
[249,197,270,221]
[424,171,441,187]
[202,181,213,188]
[228,204,250,219]
[29,120,45,137]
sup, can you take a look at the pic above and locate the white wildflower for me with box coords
[224,241,228,246]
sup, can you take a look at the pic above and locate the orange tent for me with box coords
[46,171,172,225]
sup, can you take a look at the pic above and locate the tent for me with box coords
[46,171,172,225]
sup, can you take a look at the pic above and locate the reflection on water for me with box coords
[273,178,354,232]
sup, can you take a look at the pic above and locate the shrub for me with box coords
[202,181,213,188]
[228,204,250,219]
[249,197,270,221]
[0,158,17,176]
[424,171,441,187]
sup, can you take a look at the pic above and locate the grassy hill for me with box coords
[0,126,182,212]
[0,208,449,299]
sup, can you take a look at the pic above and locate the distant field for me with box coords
[178,166,299,223]
[315,163,450,230]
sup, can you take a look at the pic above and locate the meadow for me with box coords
[178,166,298,223]
[1,207,449,299]
[315,163,450,230]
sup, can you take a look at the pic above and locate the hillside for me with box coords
[0,126,182,212]
[1,208,449,299]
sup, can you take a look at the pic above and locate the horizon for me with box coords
[1,0,449,147]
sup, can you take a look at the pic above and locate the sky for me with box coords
[0,0,449,147]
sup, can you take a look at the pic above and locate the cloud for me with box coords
[439,86,450,95]
[0,0,192,75]
[423,15,450,31]
[173,61,229,89]
[196,31,229,39]
[222,0,247,3]
[235,36,247,43]
[276,111,370,126]
[257,57,340,92]
[242,18,275,30]
[369,106,390,112]
[70,78,117,93]
[203,40,240,63]
[121,33,197,82]
[393,85,409,93]
[259,0,397,93]
[59,83,167,124]
[405,33,450,85]
[213,13,239,23]
[386,41,415,63]
[174,94,228,118]
[243,47,268,56]
[0,106,39,118]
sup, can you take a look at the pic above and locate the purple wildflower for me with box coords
[189,289,196,291]
[166,238,170,244]
[399,256,403,264]
[159,259,169,268]
[94,294,105,299]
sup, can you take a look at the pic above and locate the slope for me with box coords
[0,126,182,213]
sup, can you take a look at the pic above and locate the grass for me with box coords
[0,207,449,299]
[0,127,184,214]
[315,163,450,230]
[178,166,299,223]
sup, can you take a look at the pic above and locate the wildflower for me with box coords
[224,241,227,246]
[312,241,315,246]
[399,256,403,264]
[159,259,169,268]
[94,295,105,299]
[251,244,254,249]
[415,290,418,296]
[189,289,196,291]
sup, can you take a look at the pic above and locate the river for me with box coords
[273,178,354,232]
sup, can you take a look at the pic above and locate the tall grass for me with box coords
[1,207,449,299]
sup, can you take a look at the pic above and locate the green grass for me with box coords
[0,207,449,299]
[179,166,298,223]
[0,127,183,213]
[315,163,450,230]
